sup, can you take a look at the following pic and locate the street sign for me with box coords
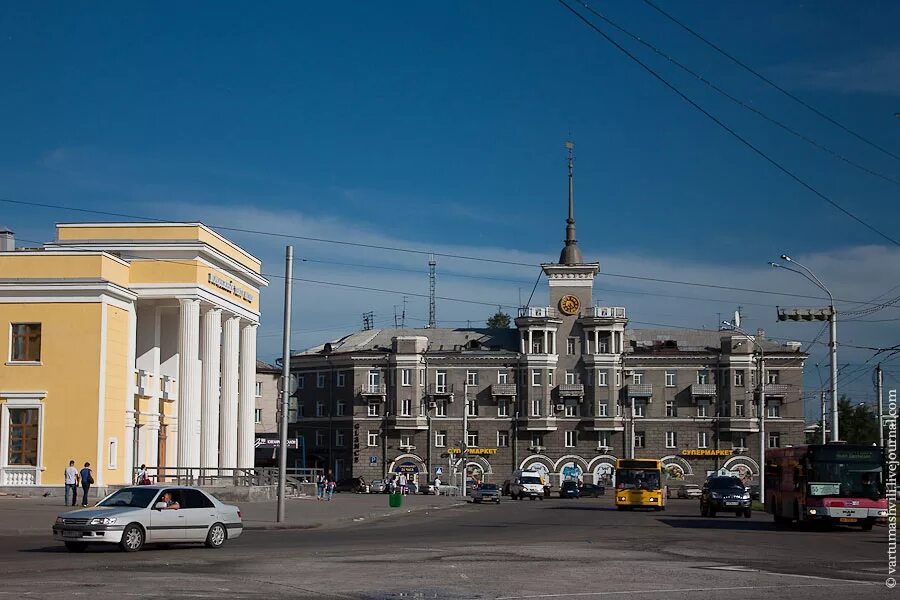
[277,374,299,394]
[435,466,444,476]
[369,456,377,465]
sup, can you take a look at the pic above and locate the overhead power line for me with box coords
[640,0,900,163]
[578,0,900,187]
[557,0,900,246]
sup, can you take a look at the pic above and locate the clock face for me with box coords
[559,294,580,316]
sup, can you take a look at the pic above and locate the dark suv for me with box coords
[700,476,752,518]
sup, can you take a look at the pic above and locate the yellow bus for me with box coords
[614,459,666,511]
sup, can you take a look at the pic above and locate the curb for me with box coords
[243,500,466,531]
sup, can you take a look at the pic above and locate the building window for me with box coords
[254,408,262,424]
[315,401,325,417]
[599,337,609,353]
[336,371,345,387]
[634,431,645,449]
[665,431,677,449]
[564,404,576,417]
[531,397,541,416]
[498,371,509,384]
[665,371,676,387]
[466,431,479,448]
[315,430,325,447]
[466,370,478,386]
[498,400,510,417]
[335,430,345,447]
[400,398,412,417]
[532,433,544,448]
[466,397,478,417]
[697,370,710,385]
[418,369,425,386]
[665,401,677,417]
[734,370,744,387]
[367,370,380,393]
[697,403,708,418]
[336,401,346,417]
[698,432,709,448]
[767,402,780,418]
[632,372,643,385]
[497,430,510,447]
[567,337,576,355]
[401,369,411,387]
[733,434,746,450]
[435,400,447,417]
[633,401,645,418]
[565,430,578,447]
[255,381,263,397]
[598,431,610,448]
[108,438,118,470]
[367,431,378,447]
[597,403,608,417]
[400,434,414,448]
[768,431,781,448]
[435,430,446,447]
[317,372,326,388]
[297,375,305,389]
[615,371,621,387]
[435,370,448,393]
[615,402,622,417]
[598,371,608,387]
[531,370,542,387]
[367,403,380,417]
[10,324,41,362]
[548,370,554,387]
[767,370,779,384]
[565,370,577,385]
[735,403,745,417]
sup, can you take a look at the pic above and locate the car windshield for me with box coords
[562,481,578,489]
[616,469,661,490]
[808,460,884,498]
[520,476,542,485]
[479,484,497,491]
[97,487,159,508]
[708,477,744,490]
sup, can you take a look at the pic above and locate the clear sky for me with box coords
[2,2,899,418]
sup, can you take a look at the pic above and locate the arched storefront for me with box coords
[722,456,760,485]
[519,455,553,486]
[388,453,426,485]
[453,455,493,484]
[555,455,588,484]
[661,455,694,482]
[587,455,617,486]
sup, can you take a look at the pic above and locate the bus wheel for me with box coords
[861,520,874,531]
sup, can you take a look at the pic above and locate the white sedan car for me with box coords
[52,485,243,552]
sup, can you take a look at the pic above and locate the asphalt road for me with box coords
[0,496,893,599]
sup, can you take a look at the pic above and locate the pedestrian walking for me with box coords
[79,462,94,507]
[64,460,79,506]
[398,473,408,495]
[316,472,326,500]
[326,471,335,501]
[135,464,151,485]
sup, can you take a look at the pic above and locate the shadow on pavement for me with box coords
[541,505,620,512]
[655,517,773,531]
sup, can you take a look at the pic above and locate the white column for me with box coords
[146,418,159,469]
[520,332,526,354]
[595,330,600,355]
[528,330,533,354]
[238,322,258,469]
[200,307,222,470]
[219,316,240,471]
[177,298,201,471]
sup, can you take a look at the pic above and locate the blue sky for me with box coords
[2,2,899,417]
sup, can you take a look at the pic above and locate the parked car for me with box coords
[580,483,605,497]
[700,476,752,518]
[559,481,581,499]
[472,483,501,504]
[421,481,438,495]
[369,479,387,493]
[509,470,545,501]
[667,484,702,499]
[52,486,242,553]
[748,485,760,501]
[335,477,366,493]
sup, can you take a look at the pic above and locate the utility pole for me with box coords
[877,364,884,448]
[461,383,469,498]
[820,391,827,444]
[277,245,294,523]
[758,350,766,505]
[428,255,436,328]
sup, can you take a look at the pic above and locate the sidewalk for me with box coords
[0,492,465,535]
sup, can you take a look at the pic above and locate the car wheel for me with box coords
[700,503,707,517]
[64,541,87,552]
[744,509,752,519]
[205,522,227,548]
[474,498,481,504]
[861,520,874,531]
[120,523,144,552]
[530,496,535,501]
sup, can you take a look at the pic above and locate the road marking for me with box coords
[494,582,874,599]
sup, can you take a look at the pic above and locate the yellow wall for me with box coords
[128,259,260,311]
[0,254,130,286]
[0,303,103,485]
[102,304,131,485]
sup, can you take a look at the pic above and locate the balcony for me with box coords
[625,384,653,398]
[764,383,792,396]
[358,384,387,398]
[583,306,626,319]
[491,383,517,397]
[558,383,584,398]
[584,417,626,432]
[388,415,428,430]
[427,383,455,400]
[690,383,717,397]
[518,306,558,318]
[522,416,558,431]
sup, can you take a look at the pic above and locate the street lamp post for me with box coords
[723,321,766,505]
[461,383,470,498]
[771,255,838,441]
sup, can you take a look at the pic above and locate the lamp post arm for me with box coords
[784,259,834,305]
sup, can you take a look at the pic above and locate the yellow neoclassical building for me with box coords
[0,223,267,489]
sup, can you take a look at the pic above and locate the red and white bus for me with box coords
[765,443,887,530]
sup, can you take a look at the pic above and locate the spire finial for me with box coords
[559,140,583,265]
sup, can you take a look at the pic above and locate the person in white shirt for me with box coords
[64,460,79,507]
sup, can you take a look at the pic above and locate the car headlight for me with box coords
[879,510,888,517]
[710,492,721,499]
[650,497,658,502]
[618,496,626,502]
[808,508,818,515]
[89,517,117,525]
[742,493,750,500]
[55,517,65,524]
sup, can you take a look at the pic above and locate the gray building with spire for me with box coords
[286,145,807,488]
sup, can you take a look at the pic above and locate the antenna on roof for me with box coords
[362,311,374,331]
[428,254,437,329]
[393,306,399,328]
[401,296,407,329]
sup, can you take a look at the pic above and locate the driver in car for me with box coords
[160,491,180,510]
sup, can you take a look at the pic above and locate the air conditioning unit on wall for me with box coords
[555,403,565,411]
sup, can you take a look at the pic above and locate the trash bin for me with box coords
[389,492,403,508]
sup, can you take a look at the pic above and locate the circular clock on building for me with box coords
[559,294,580,316]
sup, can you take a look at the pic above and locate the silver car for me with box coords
[52,485,243,552]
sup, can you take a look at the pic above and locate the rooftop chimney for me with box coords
[0,227,13,252]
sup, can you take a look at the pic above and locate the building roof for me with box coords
[295,327,521,357]
[626,328,804,355]
[256,359,280,373]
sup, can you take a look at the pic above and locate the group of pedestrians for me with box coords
[316,470,336,501]
[63,460,94,507]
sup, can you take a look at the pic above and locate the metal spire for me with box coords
[559,140,583,265]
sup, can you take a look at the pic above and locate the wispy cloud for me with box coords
[769,47,900,96]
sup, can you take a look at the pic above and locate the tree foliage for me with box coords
[486,311,511,329]
[806,395,879,444]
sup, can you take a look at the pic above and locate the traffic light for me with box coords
[776,307,834,322]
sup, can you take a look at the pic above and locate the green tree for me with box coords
[836,396,879,444]
[486,310,511,329]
